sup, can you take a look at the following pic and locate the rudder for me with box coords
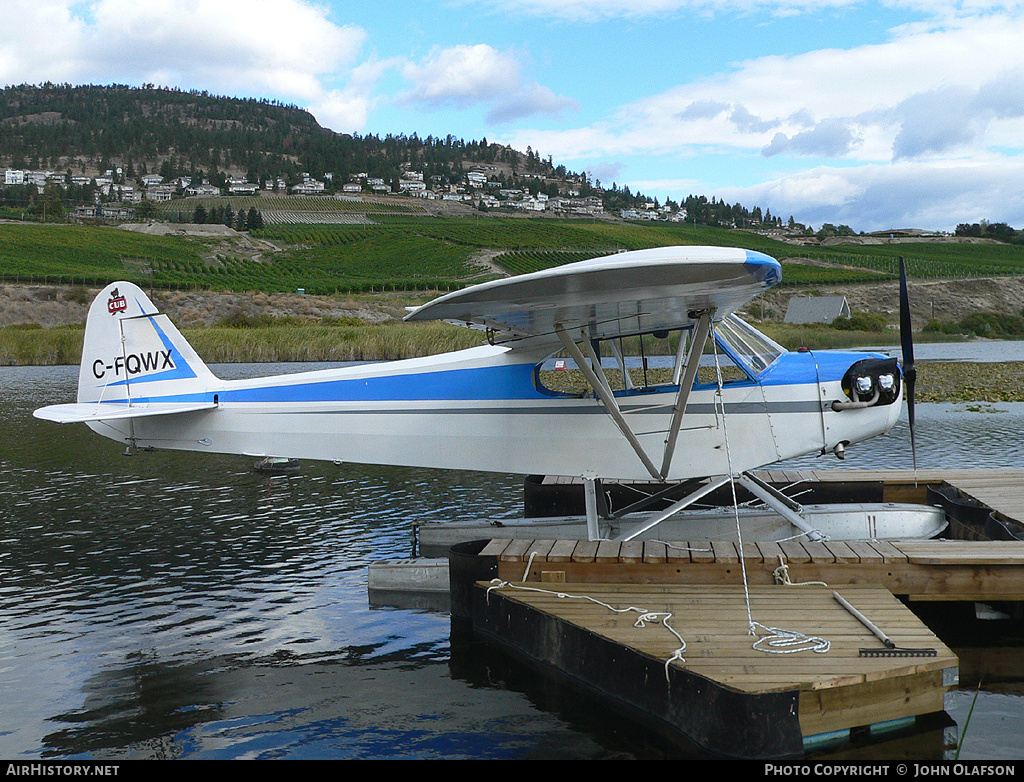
[78,282,217,405]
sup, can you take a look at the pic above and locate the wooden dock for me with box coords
[470,578,957,757]
[483,537,1024,602]
[448,468,1024,757]
[764,467,1024,522]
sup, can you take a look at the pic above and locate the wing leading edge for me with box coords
[404,246,780,345]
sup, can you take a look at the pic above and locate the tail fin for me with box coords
[76,281,217,405]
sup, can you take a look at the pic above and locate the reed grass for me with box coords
[186,321,486,363]
[0,321,486,366]
[6,320,1024,404]
[0,325,85,366]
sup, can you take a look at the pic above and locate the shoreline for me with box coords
[2,324,1022,403]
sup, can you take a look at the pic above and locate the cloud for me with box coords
[762,118,860,157]
[585,160,626,186]
[486,83,578,124]
[507,9,1024,168]
[889,70,1024,160]
[400,44,521,107]
[720,158,1024,232]
[399,43,577,123]
[467,0,868,22]
[677,99,730,120]
[730,105,780,134]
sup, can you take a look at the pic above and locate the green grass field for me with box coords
[5,212,1024,295]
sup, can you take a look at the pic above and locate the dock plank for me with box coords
[896,540,1024,565]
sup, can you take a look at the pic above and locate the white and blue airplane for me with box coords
[34,246,920,541]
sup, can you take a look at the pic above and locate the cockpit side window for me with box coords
[535,332,682,396]
[535,319,779,397]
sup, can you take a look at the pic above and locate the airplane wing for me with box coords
[33,401,217,424]
[404,246,781,344]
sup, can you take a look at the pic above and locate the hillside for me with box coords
[0,83,580,198]
[1,83,793,228]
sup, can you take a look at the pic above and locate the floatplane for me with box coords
[34,246,941,545]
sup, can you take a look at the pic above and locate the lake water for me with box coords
[3,363,1024,760]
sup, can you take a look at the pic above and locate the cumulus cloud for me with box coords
[399,43,577,123]
[676,99,730,120]
[486,83,578,124]
[762,118,860,157]
[730,105,780,134]
[509,8,1024,169]
[888,70,1024,160]
[400,44,521,107]
[720,158,1024,232]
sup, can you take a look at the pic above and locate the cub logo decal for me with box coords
[107,288,127,315]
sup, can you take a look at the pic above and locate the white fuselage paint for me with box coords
[89,343,902,482]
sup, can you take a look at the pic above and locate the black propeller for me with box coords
[898,256,917,470]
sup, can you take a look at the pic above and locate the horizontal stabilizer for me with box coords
[33,401,217,424]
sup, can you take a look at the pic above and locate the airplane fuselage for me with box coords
[88,341,902,481]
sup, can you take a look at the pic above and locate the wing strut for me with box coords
[615,475,731,542]
[736,472,824,541]
[556,325,663,481]
[660,310,712,478]
[556,312,714,484]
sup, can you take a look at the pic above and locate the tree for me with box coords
[245,207,263,231]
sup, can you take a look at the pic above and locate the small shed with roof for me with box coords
[784,295,851,324]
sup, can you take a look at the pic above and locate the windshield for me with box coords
[713,314,786,375]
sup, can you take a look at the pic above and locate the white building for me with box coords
[145,186,175,202]
[292,179,325,194]
[185,184,221,197]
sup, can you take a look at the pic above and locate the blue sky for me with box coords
[5,1,1024,233]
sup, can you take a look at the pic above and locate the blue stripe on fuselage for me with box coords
[221,362,549,403]
[105,347,888,407]
[117,361,550,405]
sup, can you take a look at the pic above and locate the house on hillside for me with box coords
[185,183,221,197]
[784,295,851,324]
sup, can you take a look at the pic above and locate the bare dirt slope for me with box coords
[755,275,1024,326]
[0,284,412,329]
[5,272,1024,330]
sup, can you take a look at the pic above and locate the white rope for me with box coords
[485,579,687,680]
[772,557,828,588]
[522,550,538,581]
[750,621,831,654]
[651,540,711,555]
[710,330,755,631]
[710,327,832,656]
